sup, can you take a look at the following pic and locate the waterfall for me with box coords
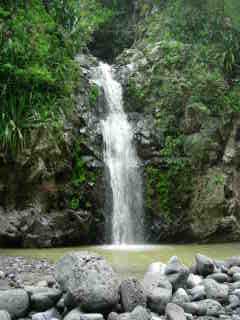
[93,62,144,245]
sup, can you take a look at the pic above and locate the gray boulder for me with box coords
[118,306,151,320]
[120,278,146,312]
[187,274,203,289]
[166,303,186,320]
[228,294,240,310]
[231,281,240,290]
[142,272,172,294]
[189,285,206,301]
[165,256,189,291]
[0,310,11,320]
[204,279,229,303]
[172,288,190,306]
[183,299,223,316]
[229,267,240,275]
[207,273,230,283]
[142,272,172,314]
[108,312,119,320]
[31,308,61,320]
[233,273,240,282]
[25,287,62,311]
[0,289,29,319]
[148,287,172,314]
[56,252,120,312]
[63,308,104,320]
[196,255,215,276]
[63,308,82,320]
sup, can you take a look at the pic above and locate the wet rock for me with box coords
[56,252,120,312]
[120,278,146,312]
[196,255,215,276]
[0,310,11,320]
[203,279,229,303]
[0,289,29,319]
[166,303,186,320]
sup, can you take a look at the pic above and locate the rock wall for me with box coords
[115,1,240,243]
[0,55,107,248]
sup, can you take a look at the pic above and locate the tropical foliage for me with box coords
[0,0,111,154]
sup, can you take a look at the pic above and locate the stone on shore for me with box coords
[142,272,172,314]
[120,278,147,312]
[165,256,190,291]
[25,286,62,311]
[0,289,29,319]
[31,308,61,320]
[203,279,229,303]
[166,303,186,320]
[56,252,120,312]
[0,310,11,320]
[172,288,190,306]
[196,255,215,277]
[63,307,104,320]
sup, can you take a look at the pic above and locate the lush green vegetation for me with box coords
[0,0,111,154]
[124,0,240,223]
[70,140,99,210]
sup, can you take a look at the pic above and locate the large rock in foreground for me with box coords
[56,252,120,312]
[0,311,11,320]
[120,278,147,312]
[0,289,29,319]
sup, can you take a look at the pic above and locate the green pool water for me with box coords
[1,243,240,278]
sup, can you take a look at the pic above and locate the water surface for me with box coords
[1,243,240,278]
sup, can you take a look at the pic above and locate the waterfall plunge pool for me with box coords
[1,243,240,278]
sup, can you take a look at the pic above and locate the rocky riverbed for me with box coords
[1,252,240,319]
[0,256,54,288]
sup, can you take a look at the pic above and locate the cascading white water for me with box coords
[93,62,144,245]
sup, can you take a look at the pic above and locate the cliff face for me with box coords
[1,1,240,247]
[116,1,240,242]
[0,55,107,248]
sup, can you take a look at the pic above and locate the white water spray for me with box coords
[93,62,144,245]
